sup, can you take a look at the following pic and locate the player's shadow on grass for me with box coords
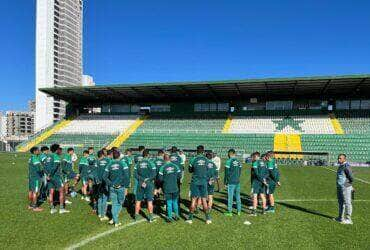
[277,202,333,220]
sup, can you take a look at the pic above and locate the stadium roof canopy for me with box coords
[40,74,370,104]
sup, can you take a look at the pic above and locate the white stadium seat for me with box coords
[57,115,139,135]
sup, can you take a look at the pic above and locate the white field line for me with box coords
[216,199,370,209]
[322,167,370,185]
[65,217,157,250]
[277,199,370,202]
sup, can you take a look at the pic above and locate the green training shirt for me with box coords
[207,160,218,182]
[152,157,165,176]
[134,158,156,185]
[266,158,280,183]
[224,157,242,185]
[51,153,62,177]
[254,160,269,183]
[28,154,42,179]
[97,158,110,184]
[103,159,130,188]
[158,162,181,194]
[189,154,208,185]
[78,156,89,177]
[62,154,74,176]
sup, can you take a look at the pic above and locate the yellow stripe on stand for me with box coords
[222,116,232,133]
[17,118,74,152]
[273,133,287,159]
[286,134,303,159]
[274,133,302,159]
[108,116,147,148]
[329,113,344,134]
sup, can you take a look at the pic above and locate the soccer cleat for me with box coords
[237,212,242,216]
[100,216,109,221]
[28,205,33,210]
[50,208,57,214]
[206,220,212,224]
[333,217,343,223]
[81,196,85,200]
[114,223,122,227]
[248,206,254,210]
[185,219,193,224]
[148,216,156,223]
[65,200,72,205]
[249,211,257,216]
[266,208,275,213]
[33,207,44,212]
[224,212,233,217]
[243,220,252,225]
[173,216,180,221]
[59,208,70,214]
[85,197,91,202]
[341,219,353,225]
[108,219,114,225]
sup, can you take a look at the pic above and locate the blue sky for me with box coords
[1,0,370,111]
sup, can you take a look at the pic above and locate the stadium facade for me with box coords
[18,74,370,164]
[35,0,83,131]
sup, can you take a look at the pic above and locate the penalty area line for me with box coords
[65,217,157,250]
[322,167,370,185]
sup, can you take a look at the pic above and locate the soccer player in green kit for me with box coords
[61,147,78,204]
[122,149,133,168]
[96,150,110,221]
[169,146,184,206]
[87,147,97,204]
[78,150,90,201]
[206,152,218,211]
[133,146,145,197]
[152,150,165,212]
[152,150,165,195]
[186,145,211,224]
[103,150,130,227]
[158,154,182,222]
[134,146,145,164]
[265,151,280,213]
[28,147,43,212]
[224,149,242,216]
[45,144,69,214]
[250,152,268,216]
[134,149,157,222]
[38,146,49,202]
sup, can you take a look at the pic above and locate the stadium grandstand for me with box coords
[17,74,370,164]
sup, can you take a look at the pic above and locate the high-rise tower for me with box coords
[35,0,83,131]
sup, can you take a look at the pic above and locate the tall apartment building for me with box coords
[6,111,35,137]
[35,0,83,131]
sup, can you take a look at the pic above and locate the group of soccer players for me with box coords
[27,143,280,226]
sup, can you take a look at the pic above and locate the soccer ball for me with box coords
[70,191,77,198]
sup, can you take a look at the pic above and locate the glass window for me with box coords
[361,100,370,109]
[350,100,361,109]
[336,100,350,110]
[194,103,202,112]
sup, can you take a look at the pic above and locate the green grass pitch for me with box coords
[0,152,369,249]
